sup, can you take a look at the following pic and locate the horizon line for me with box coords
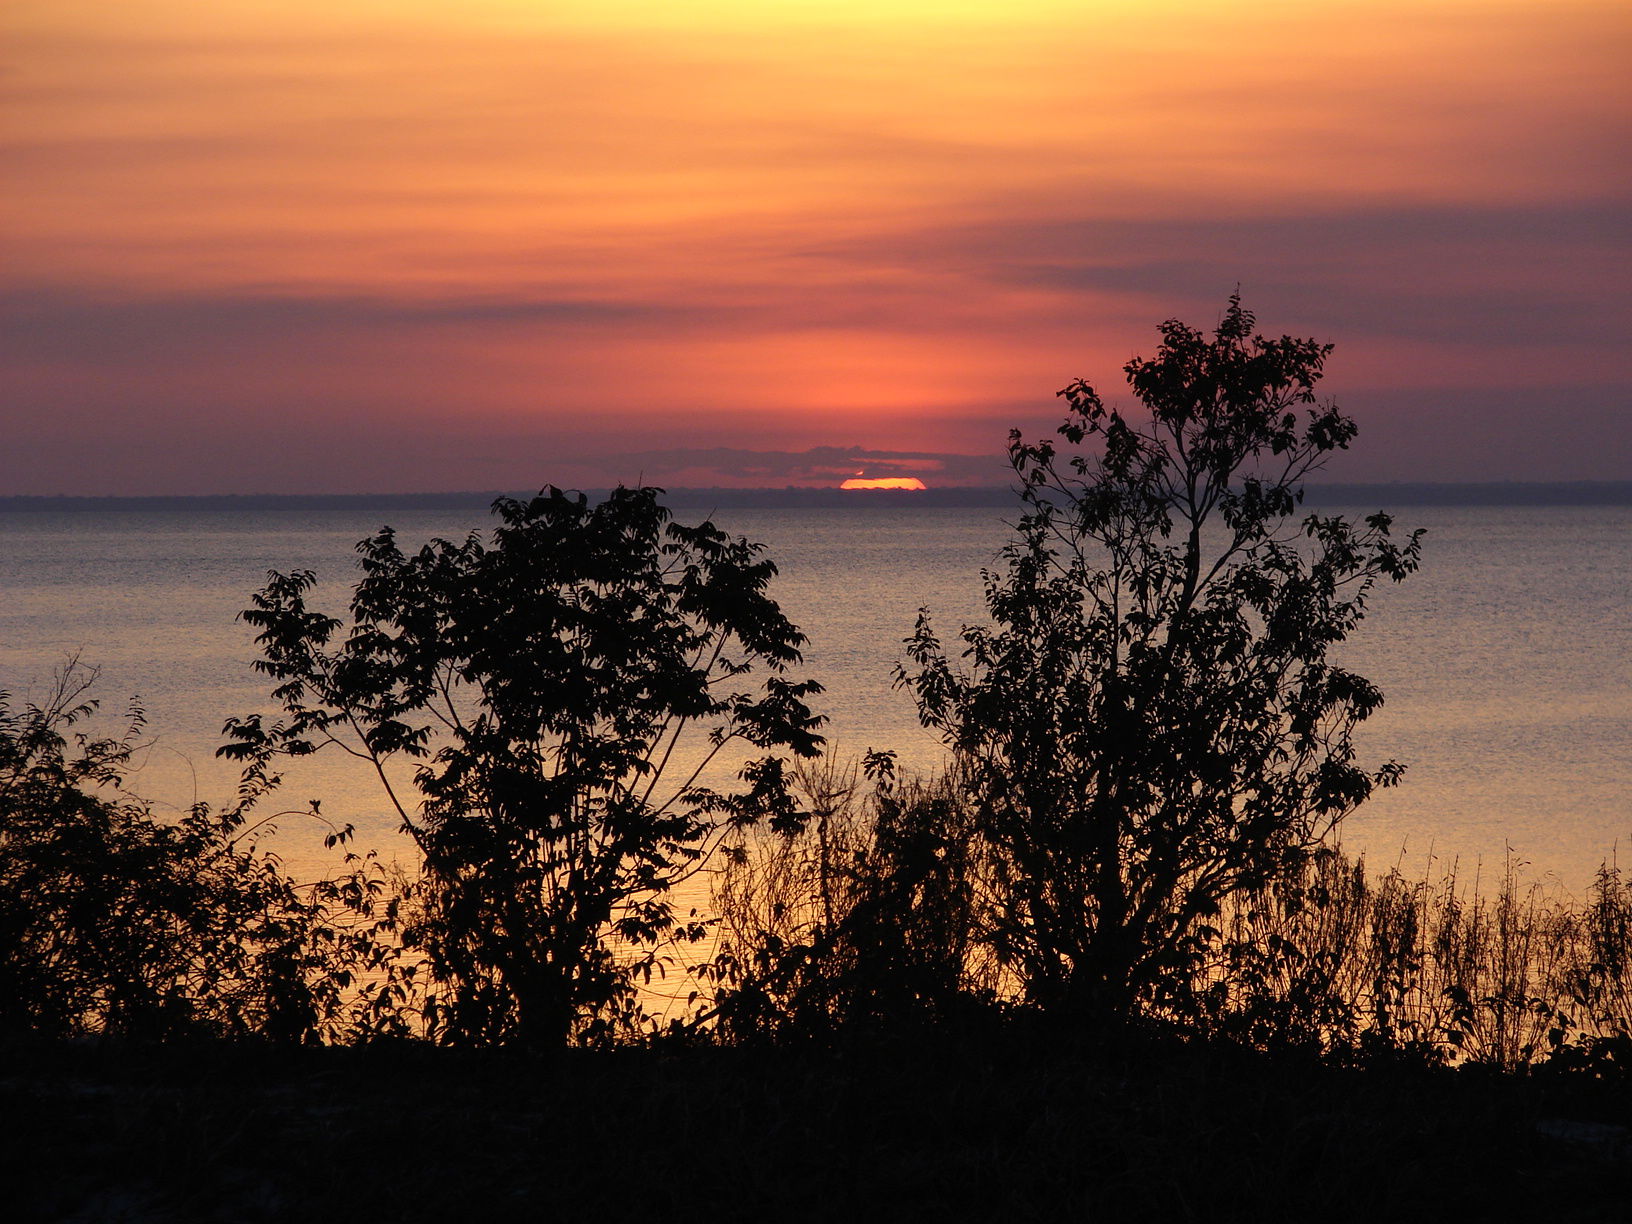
[4,478,1632,512]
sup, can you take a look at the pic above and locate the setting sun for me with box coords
[839,477,928,490]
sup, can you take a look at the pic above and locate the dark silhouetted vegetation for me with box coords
[5,306,1629,1218]
[0,662,400,1044]
[900,294,1423,1022]
[705,754,997,1043]
[709,764,1632,1074]
[220,485,823,1047]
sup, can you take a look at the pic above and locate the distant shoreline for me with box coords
[2,480,1630,512]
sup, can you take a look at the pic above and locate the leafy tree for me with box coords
[900,296,1423,1023]
[0,662,395,1042]
[223,486,825,1047]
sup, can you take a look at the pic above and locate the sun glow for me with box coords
[839,477,928,491]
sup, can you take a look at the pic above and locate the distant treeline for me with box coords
[3,479,1631,512]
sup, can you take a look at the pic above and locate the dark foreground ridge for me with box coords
[3,479,1630,512]
[6,1029,1629,1224]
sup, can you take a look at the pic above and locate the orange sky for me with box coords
[3,0,1629,492]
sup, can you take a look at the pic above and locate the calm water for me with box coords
[2,504,1628,889]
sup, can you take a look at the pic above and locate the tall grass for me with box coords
[1189,851,1632,1068]
[709,763,1632,1070]
[705,757,1004,1042]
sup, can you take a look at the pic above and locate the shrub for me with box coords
[707,755,995,1042]
[0,662,400,1043]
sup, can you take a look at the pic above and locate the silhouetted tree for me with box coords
[0,662,393,1042]
[900,296,1422,1023]
[223,486,824,1046]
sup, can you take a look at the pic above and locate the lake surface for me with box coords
[2,502,1628,890]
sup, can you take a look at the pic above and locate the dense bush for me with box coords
[0,663,403,1043]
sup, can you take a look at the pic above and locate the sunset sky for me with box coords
[4,0,1629,494]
